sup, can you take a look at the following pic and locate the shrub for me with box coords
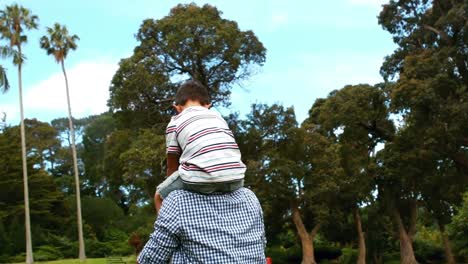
[414,240,444,263]
[265,245,301,264]
[0,254,10,263]
[85,239,113,258]
[110,240,134,256]
[340,248,357,264]
[315,244,342,261]
[8,253,25,263]
[265,244,341,264]
[383,251,401,263]
[34,245,63,261]
[103,228,128,242]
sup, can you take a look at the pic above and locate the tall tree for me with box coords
[305,84,395,264]
[39,22,85,261]
[0,120,70,260]
[379,1,468,263]
[0,5,38,264]
[238,104,338,264]
[108,3,266,129]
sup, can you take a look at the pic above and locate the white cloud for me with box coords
[271,13,289,27]
[2,59,118,124]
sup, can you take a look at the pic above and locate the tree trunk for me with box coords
[292,207,318,264]
[62,60,86,261]
[393,208,418,264]
[438,223,456,264]
[18,49,34,264]
[354,208,366,264]
[373,253,383,264]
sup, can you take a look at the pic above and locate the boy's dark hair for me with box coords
[174,80,211,106]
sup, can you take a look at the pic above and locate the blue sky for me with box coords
[0,0,394,125]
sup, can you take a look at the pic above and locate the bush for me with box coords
[8,253,25,263]
[0,254,10,263]
[85,239,113,258]
[265,244,341,264]
[382,251,401,263]
[315,244,342,261]
[43,233,76,258]
[103,228,128,242]
[265,245,301,264]
[414,240,444,263]
[34,245,63,261]
[110,240,134,256]
[340,248,357,264]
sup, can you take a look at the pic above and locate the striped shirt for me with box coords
[166,106,246,183]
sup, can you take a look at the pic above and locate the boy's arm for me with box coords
[154,153,181,213]
[166,153,180,176]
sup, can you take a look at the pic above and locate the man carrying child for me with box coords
[138,80,266,263]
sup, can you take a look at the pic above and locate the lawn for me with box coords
[13,256,136,264]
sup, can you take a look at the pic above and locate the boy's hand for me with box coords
[154,192,163,214]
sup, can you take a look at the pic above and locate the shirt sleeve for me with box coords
[166,118,181,155]
[137,195,180,264]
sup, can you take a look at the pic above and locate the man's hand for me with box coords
[154,192,163,214]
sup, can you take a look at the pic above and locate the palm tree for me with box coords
[0,5,38,264]
[40,23,85,261]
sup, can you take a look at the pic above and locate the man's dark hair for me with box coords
[174,80,211,106]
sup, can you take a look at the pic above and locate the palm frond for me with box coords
[0,65,10,93]
[40,22,79,62]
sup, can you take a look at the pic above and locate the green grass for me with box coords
[13,256,136,264]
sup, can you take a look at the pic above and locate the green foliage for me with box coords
[266,245,301,264]
[340,248,358,264]
[79,196,124,240]
[84,239,113,258]
[448,192,468,261]
[413,239,444,263]
[133,3,266,106]
[34,245,64,261]
[120,129,166,200]
[40,23,79,63]
[108,3,267,130]
[0,4,38,65]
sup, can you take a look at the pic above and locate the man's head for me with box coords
[174,80,211,113]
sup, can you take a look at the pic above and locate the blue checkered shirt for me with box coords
[138,188,266,264]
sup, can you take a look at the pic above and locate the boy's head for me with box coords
[174,80,211,113]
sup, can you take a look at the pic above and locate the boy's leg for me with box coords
[154,171,184,213]
[154,193,163,213]
[156,171,184,199]
[183,179,244,194]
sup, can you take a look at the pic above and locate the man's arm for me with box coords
[138,195,180,264]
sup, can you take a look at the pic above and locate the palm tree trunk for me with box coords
[61,60,86,261]
[18,51,33,264]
